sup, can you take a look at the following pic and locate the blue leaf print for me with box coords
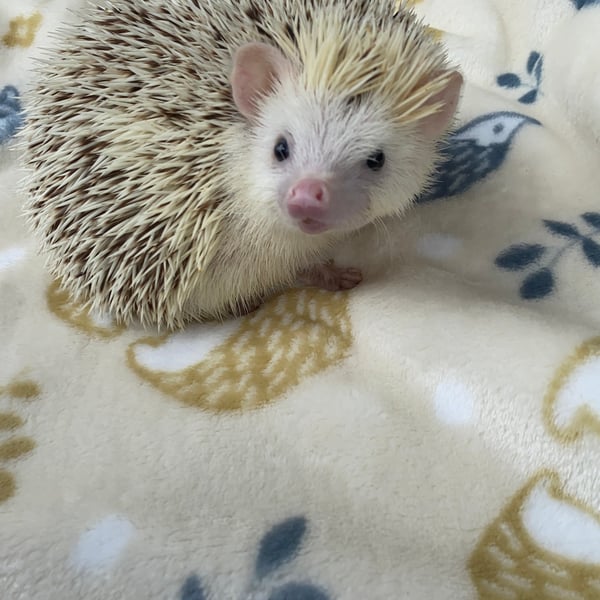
[526,51,541,75]
[581,237,600,267]
[533,56,543,84]
[520,268,554,299]
[269,582,330,600]
[496,51,543,104]
[519,89,538,104]
[581,212,600,229]
[180,575,206,600]
[496,212,600,301]
[543,220,580,238]
[0,85,24,144]
[526,52,543,85]
[497,73,521,88]
[573,0,600,9]
[495,243,546,271]
[256,516,307,579]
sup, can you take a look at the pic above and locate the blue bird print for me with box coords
[0,85,24,144]
[416,111,541,203]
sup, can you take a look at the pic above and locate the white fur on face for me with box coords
[244,78,439,234]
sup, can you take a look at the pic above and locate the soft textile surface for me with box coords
[2,1,600,598]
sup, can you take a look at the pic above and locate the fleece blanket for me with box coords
[2,0,600,598]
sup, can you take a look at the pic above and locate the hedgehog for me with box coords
[21,0,463,330]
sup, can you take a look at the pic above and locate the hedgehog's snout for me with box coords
[285,178,331,234]
[287,178,329,217]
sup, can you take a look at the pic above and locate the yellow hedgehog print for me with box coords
[46,280,125,339]
[128,288,353,412]
[544,337,600,443]
[469,471,600,599]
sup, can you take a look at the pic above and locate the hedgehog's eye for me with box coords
[366,150,385,171]
[274,137,290,162]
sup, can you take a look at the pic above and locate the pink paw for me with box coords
[299,263,363,292]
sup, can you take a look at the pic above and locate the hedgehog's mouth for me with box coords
[298,218,329,234]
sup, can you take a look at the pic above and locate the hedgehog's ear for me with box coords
[417,70,463,139]
[231,42,291,120]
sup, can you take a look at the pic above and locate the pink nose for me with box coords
[286,178,329,220]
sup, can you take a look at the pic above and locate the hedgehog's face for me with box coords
[230,42,462,236]
[250,87,435,235]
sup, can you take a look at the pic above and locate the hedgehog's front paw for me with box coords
[298,262,362,291]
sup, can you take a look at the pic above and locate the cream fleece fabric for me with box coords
[1,1,600,599]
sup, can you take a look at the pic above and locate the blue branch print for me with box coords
[495,213,600,300]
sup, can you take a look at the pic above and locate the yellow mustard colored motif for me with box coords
[469,470,600,599]
[2,12,42,48]
[0,378,39,503]
[128,288,353,412]
[46,280,125,339]
[544,337,600,443]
